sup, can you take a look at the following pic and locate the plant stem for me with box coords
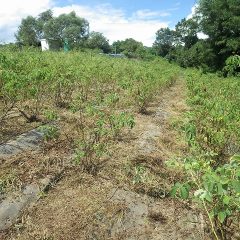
[202,200,219,240]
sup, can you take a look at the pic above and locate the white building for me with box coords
[40,39,49,51]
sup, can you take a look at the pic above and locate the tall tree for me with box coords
[16,10,53,46]
[16,10,89,48]
[153,28,176,57]
[175,18,199,49]
[38,9,53,22]
[43,11,89,48]
[197,0,240,67]
[15,16,39,46]
[112,38,144,58]
[86,32,111,53]
[36,10,53,39]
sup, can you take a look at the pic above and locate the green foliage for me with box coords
[170,155,240,238]
[44,11,89,49]
[195,0,240,69]
[111,38,150,59]
[223,55,240,76]
[39,125,60,141]
[185,70,240,160]
[0,48,179,174]
[169,41,216,71]
[0,173,20,194]
[169,69,240,238]
[73,108,135,174]
[154,0,240,72]
[175,18,199,49]
[197,0,240,54]
[86,31,111,53]
[170,182,191,199]
[153,28,176,57]
[39,111,60,141]
[43,110,59,121]
[15,11,52,46]
[133,165,147,184]
[15,10,89,48]
[15,16,40,46]
[108,112,135,138]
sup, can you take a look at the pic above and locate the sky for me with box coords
[0,0,197,46]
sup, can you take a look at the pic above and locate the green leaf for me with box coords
[170,186,178,197]
[204,192,213,203]
[223,195,230,205]
[217,183,224,195]
[232,180,240,193]
[194,189,212,202]
[218,211,226,224]
[170,182,181,197]
[207,182,215,192]
[231,155,240,162]
[180,186,189,199]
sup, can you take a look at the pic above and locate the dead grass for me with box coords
[1,79,210,240]
[0,116,40,144]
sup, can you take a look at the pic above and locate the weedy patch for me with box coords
[0,172,21,196]
[168,70,240,239]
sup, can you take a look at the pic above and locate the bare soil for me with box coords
[0,79,211,240]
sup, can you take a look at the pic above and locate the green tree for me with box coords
[135,46,155,60]
[43,11,89,49]
[153,28,176,57]
[197,0,240,68]
[15,10,89,48]
[112,38,144,58]
[16,10,54,46]
[86,32,111,53]
[38,9,53,22]
[36,10,53,39]
[173,40,216,70]
[175,18,199,49]
[15,16,39,46]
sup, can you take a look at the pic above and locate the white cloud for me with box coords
[187,4,197,20]
[186,4,208,39]
[133,9,170,19]
[197,32,208,39]
[0,1,169,46]
[0,0,53,43]
[53,4,169,46]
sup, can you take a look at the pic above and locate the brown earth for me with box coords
[1,79,211,240]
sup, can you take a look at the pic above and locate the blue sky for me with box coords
[55,0,197,28]
[0,0,197,46]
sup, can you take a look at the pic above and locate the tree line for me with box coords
[153,0,240,73]
[14,10,148,56]
[14,0,240,74]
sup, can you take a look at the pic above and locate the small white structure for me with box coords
[40,39,49,51]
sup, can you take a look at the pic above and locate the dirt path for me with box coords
[2,79,207,240]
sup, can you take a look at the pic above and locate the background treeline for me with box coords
[153,0,240,74]
[4,0,240,74]
[13,9,153,59]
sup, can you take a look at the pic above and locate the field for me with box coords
[0,48,239,239]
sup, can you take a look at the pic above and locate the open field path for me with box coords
[1,78,209,240]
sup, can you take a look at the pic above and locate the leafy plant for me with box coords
[108,112,135,138]
[44,110,59,121]
[170,155,240,239]
[39,125,59,141]
[133,165,147,184]
[169,70,240,239]
[223,55,240,76]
